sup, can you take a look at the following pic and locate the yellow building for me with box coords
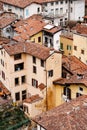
[53,55,87,107]
[60,32,73,56]
[53,78,87,106]
[73,33,87,64]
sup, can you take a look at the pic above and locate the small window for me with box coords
[21,76,26,84]
[48,70,53,77]
[81,49,84,54]
[37,7,40,13]
[67,45,71,50]
[14,63,24,71]
[74,46,77,51]
[26,9,29,16]
[41,59,44,67]
[60,1,63,4]
[51,2,53,5]
[71,7,73,13]
[15,77,19,86]
[38,37,41,43]
[56,1,58,4]
[79,87,83,91]
[71,0,73,4]
[76,93,82,97]
[15,92,20,101]
[32,56,36,64]
[22,90,26,100]
[60,43,63,50]
[33,66,37,73]
[32,79,38,88]
[65,0,67,4]
[14,54,21,60]
[2,71,5,80]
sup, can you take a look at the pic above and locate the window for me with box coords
[51,2,53,5]
[37,7,40,13]
[67,45,71,50]
[15,78,19,86]
[2,71,5,80]
[44,3,47,6]
[60,43,63,50]
[71,0,73,4]
[79,87,83,91]
[14,54,21,60]
[1,50,3,55]
[65,0,67,4]
[22,90,26,100]
[33,66,37,73]
[60,8,63,14]
[48,70,53,77]
[60,1,63,4]
[81,49,84,54]
[64,87,71,100]
[76,93,82,97]
[32,56,36,64]
[32,79,38,88]
[21,76,26,84]
[41,59,44,67]
[56,1,58,4]
[26,9,29,16]
[14,63,24,71]
[38,37,41,43]
[71,7,73,13]
[8,9,12,12]
[15,92,20,101]
[45,37,48,43]
[55,8,58,15]
[74,46,77,51]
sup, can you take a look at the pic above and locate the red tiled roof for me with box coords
[43,25,62,34]
[62,55,87,75]
[72,23,87,35]
[3,41,53,60]
[0,0,40,8]
[33,95,87,130]
[53,73,87,87]
[0,37,10,45]
[13,15,47,42]
[0,12,16,29]
[0,81,11,95]
[23,94,42,103]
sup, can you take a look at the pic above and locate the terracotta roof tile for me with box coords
[33,95,87,130]
[43,25,62,34]
[3,41,53,60]
[62,55,87,75]
[0,0,38,8]
[0,12,16,29]
[23,94,42,103]
[72,23,87,35]
[13,15,47,42]
[38,83,46,90]
[0,37,10,45]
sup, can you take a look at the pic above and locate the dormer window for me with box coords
[77,74,84,79]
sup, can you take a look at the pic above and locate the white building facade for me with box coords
[42,0,85,26]
[3,2,42,19]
